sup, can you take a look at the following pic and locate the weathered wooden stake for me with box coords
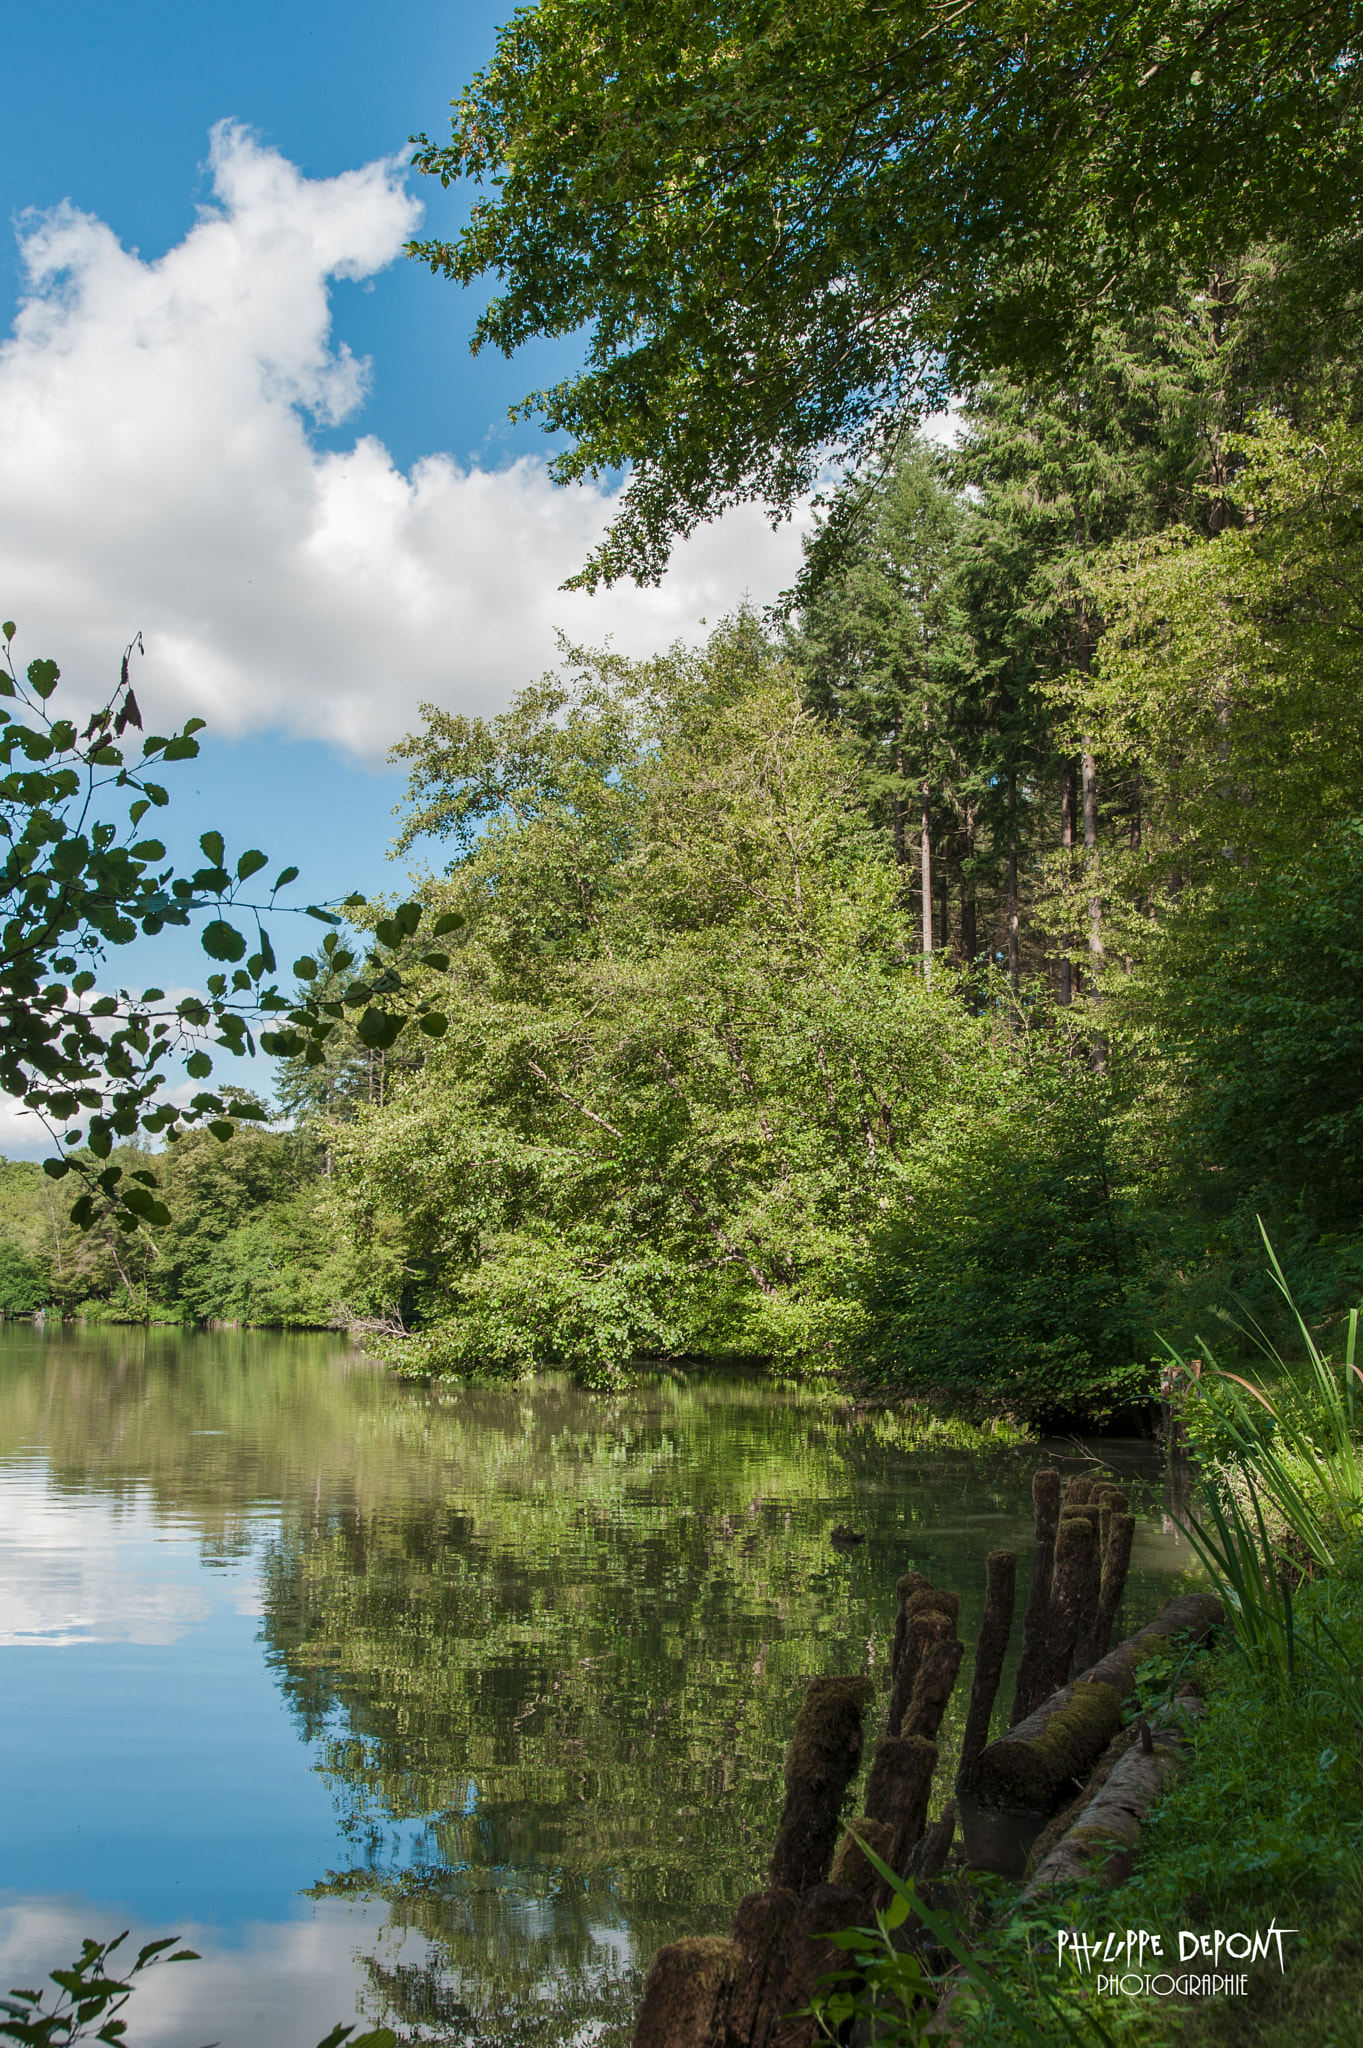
[1042,1512,1097,1694]
[1009,1469,1060,1725]
[768,1675,875,1894]
[956,1548,1016,1791]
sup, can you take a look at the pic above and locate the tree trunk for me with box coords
[1083,749,1104,1070]
[1059,760,1075,1006]
[1007,770,1019,993]
[1083,750,1101,966]
[892,735,907,866]
[961,798,978,967]
[920,779,933,983]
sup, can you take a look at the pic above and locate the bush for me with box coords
[853,1050,1154,1422]
[0,1235,48,1316]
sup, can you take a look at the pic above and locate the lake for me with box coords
[0,1325,1195,2046]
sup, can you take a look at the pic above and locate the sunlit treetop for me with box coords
[410,0,1363,588]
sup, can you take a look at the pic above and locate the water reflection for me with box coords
[0,1326,1196,2045]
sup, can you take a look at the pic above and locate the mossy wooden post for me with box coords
[907,1797,956,1880]
[751,1883,863,2048]
[1042,1512,1097,1695]
[1009,1469,1060,1726]
[829,1816,897,1904]
[768,1675,875,1893]
[727,1890,800,2048]
[957,1549,1016,1791]
[630,1935,742,2048]
[862,1733,939,1869]
[1091,1511,1135,1667]
[901,1634,965,1743]
[889,1569,932,1683]
[888,1598,955,1735]
[1073,1504,1105,1671]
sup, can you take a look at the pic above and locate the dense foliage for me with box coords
[409,0,1363,585]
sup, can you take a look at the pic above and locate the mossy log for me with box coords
[727,1889,800,2048]
[769,1675,876,1893]
[1009,1469,1060,1726]
[1023,1697,1204,1897]
[1042,1512,1097,1696]
[971,1592,1223,1817]
[956,1549,1016,1792]
[630,1934,742,2048]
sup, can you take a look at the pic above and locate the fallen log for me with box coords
[969,1591,1222,1823]
[1024,1696,1204,1896]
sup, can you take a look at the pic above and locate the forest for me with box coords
[4,253,1360,1424]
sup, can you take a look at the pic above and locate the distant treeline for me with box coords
[0,1127,343,1328]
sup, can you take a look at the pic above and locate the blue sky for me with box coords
[0,2,805,1144]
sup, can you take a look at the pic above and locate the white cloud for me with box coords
[0,123,808,763]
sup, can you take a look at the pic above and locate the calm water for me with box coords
[0,1326,1196,2046]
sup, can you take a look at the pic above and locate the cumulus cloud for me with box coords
[0,123,808,761]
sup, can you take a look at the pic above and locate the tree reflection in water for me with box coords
[0,1328,1190,2045]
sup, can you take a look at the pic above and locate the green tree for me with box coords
[791,440,966,973]
[410,0,1363,585]
[338,617,1002,1381]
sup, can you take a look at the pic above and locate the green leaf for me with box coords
[417,1012,448,1038]
[432,912,466,935]
[186,1051,213,1079]
[207,1119,235,1142]
[293,957,319,979]
[42,1157,70,1178]
[161,736,199,761]
[201,920,247,962]
[69,1194,95,1228]
[237,848,268,881]
[273,865,300,891]
[355,1008,403,1050]
[129,840,166,861]
[27,657,59,698]
[306,905,341,925]
[2,621,14,641]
